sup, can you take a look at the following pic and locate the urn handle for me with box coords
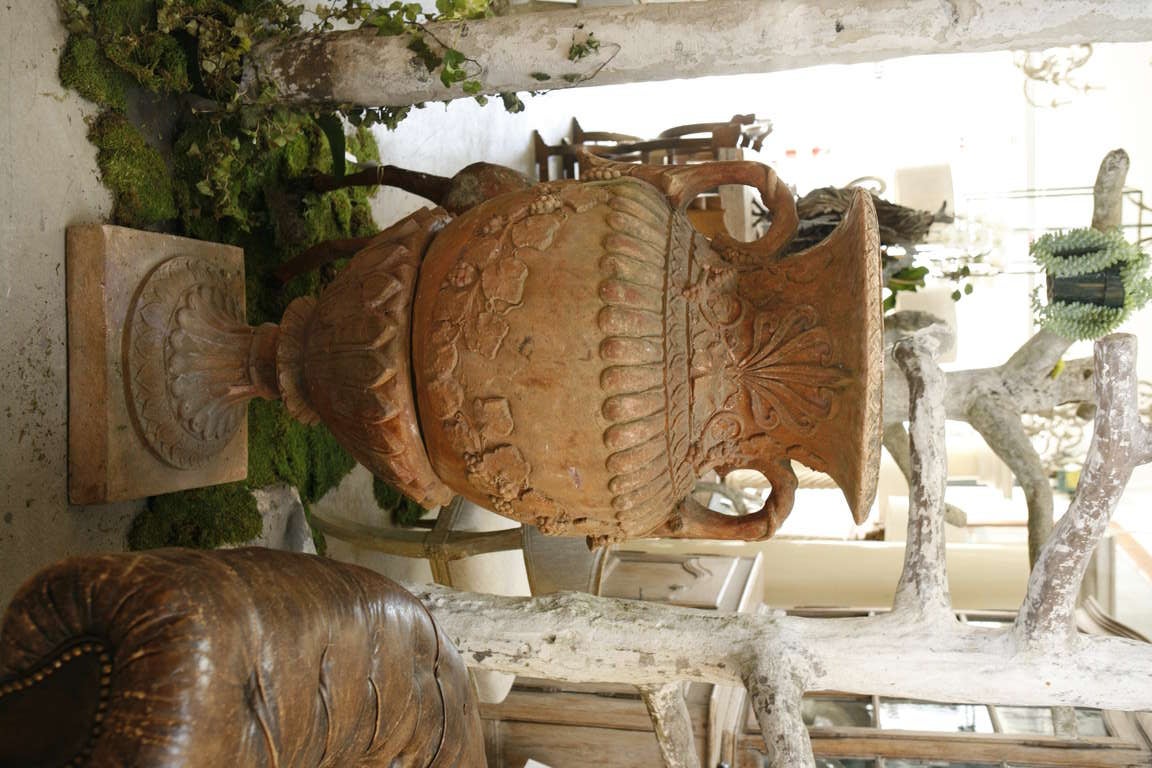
[657,456,799,542]
[580,153,799,265]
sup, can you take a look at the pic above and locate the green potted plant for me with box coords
[1032,227,1152,340]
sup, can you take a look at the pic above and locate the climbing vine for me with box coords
[310,0,535,120]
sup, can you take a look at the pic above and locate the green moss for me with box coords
[280,129,313,178]
[90,0,157,36]
[247,399,354,504]
[59,3,383,548]
[346,124,380,165]
[59,35,131,110]
[105,31,190,94]
[373,476,427,527]
[303,190,356,245]
[128,482,261,550]
[60,1,191,96]
[89,112,176,226]
[305,506,327,556]
[330,191,353,231]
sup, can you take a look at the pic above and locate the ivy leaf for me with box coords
[887,265,930,293]
[443,48,465,68]
[408,35,442,72]
[568,32,601,61]
[439,49,469,87]
[436,0,490,19]
[500,91,525,113]
[366,9,406,36]
[462,80,483,95]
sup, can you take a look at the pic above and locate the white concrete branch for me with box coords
[891,335,953,620]
[744,661,814,768]
[409,333,1152,768]
[882,329,1087,426]
[883,149,1132,566]
[966,395,1055,566]
[415,585,1152,712]
[1015,334,1149,649]
[882,422,968,527]
[640,683,702,768]
[244,0,1152,107]
[1092,148,1131,232]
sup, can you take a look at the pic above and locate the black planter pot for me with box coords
[1047,264,1125,308]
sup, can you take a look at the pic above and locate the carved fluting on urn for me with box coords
[276,209,454,509]
[596,180,695,539]
[413,161,882,541]
[126,255,275,469]
[705,190,883,525]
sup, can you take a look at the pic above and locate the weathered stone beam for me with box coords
[245,0,1152,107]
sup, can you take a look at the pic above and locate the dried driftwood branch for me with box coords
[415,334,1152,768]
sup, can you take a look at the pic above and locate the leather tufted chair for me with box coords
[0,548,486,767]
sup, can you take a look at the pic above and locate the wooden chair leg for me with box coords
[571,117,586,145]
[532,130,551,181]
[311,496,525,590]
[561,139,577,179]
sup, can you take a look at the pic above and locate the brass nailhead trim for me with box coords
[0,640,112,768]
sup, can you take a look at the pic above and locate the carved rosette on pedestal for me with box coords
[126,254,277,470]
[75,155,882,541]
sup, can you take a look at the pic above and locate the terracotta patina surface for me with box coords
[70,156,881,542]
[412,157,882,541]
[276,207,456,509]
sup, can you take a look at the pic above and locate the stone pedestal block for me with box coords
[66,225,248,504]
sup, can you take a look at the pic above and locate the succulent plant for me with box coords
[1032,228,1152,340]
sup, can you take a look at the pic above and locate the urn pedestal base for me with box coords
[66,225,249,504]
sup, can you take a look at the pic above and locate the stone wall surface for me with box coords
[0,0,137,612]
